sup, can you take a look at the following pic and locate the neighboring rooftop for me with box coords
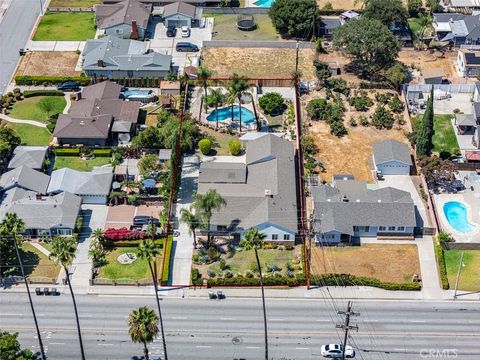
[163,1,196,18]
[372,140,412,166]
[8,146,48,170]
[54,114,113,140]
[0,166,51,194]
[96,0,152,30]
[80,81,123,100]
[48,167,113,196]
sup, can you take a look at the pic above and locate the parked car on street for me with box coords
[56,81,80,91]
[320,344,355,358]
[181,26,190,37]
[166,26,177,37]
[175,42,199,52]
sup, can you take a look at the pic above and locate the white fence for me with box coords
[406,83,476,93]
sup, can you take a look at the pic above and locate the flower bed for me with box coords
[104,228,147,241]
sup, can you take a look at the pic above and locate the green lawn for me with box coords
[433,115,460,157]
[445,250,480,292]
[49,0,100,7]
[408,18,434,40]
[33,12,95,41]
[6,122,52,146]
[198,127,240,155]
[98,246,163,281]
[9,96,66,123]
[209,14,280,41]
[54,156,111,171]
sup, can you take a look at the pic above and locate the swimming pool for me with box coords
[443,201,475,233]
[254,0,275,7]
[122,88,155,103]
[207,105,256,125]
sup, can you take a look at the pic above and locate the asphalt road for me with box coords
[0,0,42,94]
[0,293,479,360]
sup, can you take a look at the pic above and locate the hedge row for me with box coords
[161,237,173,284]
[15,75,91,86]
[207,274,306,287]
[434,242,450,290]
[311,273,422,291]
[55,148,80,156]
[93,149,111,157]
[23,90,64,98]
[113,239,165,248]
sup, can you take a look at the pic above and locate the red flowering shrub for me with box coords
[104,228,147,241]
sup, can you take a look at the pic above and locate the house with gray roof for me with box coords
[372,140,412,175]
[311,177,416,244]
[8,146,48,171]
[82,36,172,80]
[48,166,113,204]
[0,166,50,194]
[197,134,298,244]
[433,13,480,46]
[163,1,202,28]
[96,0,152,39]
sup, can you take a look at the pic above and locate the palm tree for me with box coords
[197,66,213,114]
[206,88,226,129]
[91,228,105,244]
[49,236,85,360]
[192,189,226,246]
[240,228,268,360]
[180,208,201,245]
[128,306,159,360]
[0,213,46,360]
[246,89,259,129]
[137,239,168,360]
[228,73,250,132]
[418,13,433,46]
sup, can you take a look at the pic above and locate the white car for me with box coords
[320,344,355,358]
[181,26,190,37]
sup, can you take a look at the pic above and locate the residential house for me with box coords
[0,166,50,194]
[197,134,298,244]
[0,188,81,237]
[454,100,480,147]
[53,81,141,146]
[96,0,152,39]
[103,0,222,6]
[318,17,341,39]
[311,177,416,244]
[442,0,480,12]
[82,35,172,80]
[48,167,113,204]
[162,1,202,28]
[372,140,412,176]
[456,48,480,77]
[433,13,480,46]
[7,146,48,171]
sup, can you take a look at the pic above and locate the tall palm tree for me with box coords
[197,66,213,114]
[246,89,259,129]
[206,88,226,129]
[180,207,201,245]
[240,228,268,360]
[418,13,433,46]
[192,189,226,246]
[0,213,46,360]
[137,239,168,360]
[91,228,105,244]
[128,306,159,360]
[49,236,85,360]
[228,73,250,132]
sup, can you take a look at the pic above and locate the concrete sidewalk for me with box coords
[26,40,85,52]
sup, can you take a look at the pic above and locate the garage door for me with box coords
[167,19,188,28]
[81,195,107,204]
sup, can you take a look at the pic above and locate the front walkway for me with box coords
[170,155,200,286]
[0,113,46,127]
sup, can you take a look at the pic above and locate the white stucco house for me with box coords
[372,140,412,176]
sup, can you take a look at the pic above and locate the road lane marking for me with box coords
[247,346,260,349]
[269,318,284,321]
[220,317,236,321]
[196,345,211,348]
[171,316,188,320]
[49,342,65,345]
[0,313,22,316]
[410,320,426,323]
[97,344,114,346]
[295,347,309,350]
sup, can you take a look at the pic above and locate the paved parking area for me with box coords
[433,93,472,115]
[105,204,164,229]
[148,20,212,72]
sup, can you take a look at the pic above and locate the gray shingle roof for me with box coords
[372,140,412,166]
[455,113,477,126]
[81,81,122,100]
[0,166,50,194]
[163,1,196,18]
[8,146,48,170]
[199,162,246,184]
[48,167,113,196]
[54,114,112,139]
[96,0,152,30]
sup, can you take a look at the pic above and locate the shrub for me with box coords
[286,261,294,271]
[327,78,350,96]
[259,92,284,115]
[219,258,227,270]
[388,96,405,113]
[199,138,212,155]
[15,75,91,86]
[306,98,328,120]
[55,148,80,156]
[375,92,394,104]
[245,270,254,278]
[348,90,373,111]
[93,149,111,157]
[75,216,83,234]
[285,245,294,250]
[206,246,218,261]
[104,227,147,241]
[224,270,233,278]
[228,139,241,156]
[330,120,348,137]
[438,231,454,244]
[371,106,394,129]
[349,117,357,127]
[359,115,369,126]
[207,273,305,286]
[310,273,422,291]
[285,270,295,278]
[23,90,64,98]
[434,241,450,290]
[249,261,258,273]
[192,254,199,263]
[208,269,216,278]
[191,268,202,285]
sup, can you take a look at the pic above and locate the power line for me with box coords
[336,301,359,360]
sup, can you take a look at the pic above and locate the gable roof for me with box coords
[199,162,247,184]
[163,1,196,18]
[8,146,48,170]
[54,114,112,139]
[372,140,412,166]
[0,166,50,194]
[96,0,152,30]
[48,167,113,196]
[81,81,122,100]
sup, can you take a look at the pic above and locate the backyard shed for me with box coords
[372,140,412,175]
[422,68,445,84]
[159,81,181,95]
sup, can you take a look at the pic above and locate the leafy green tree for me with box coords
[269,0,318,39]
[417,13,433,44]
[329,120,348,137]
[258,92,284,115]
[139,154,161,177]
[306,99,328,120]
[206,88,226,129]
[371,106,395,129]
[180,208,201,245]
[407,0,422,17]
[348,91,373,111]
[240,228,269,360]
[427,0,440,12]
[88,237,106,268]
[385,63,408,90]
[137,240,168,359]
[36,97,59,120]
[363,0,407,25]
[128,306,159,360]
[158,115,198,151]
[0,331,37,360]
[227,74,250,132]
[228,139,242,155]
[0,126,21,165]
[49,236,85,360]
[416,88,434,156]
[197,66,214,114]
[333,18,400,76]
[133,126,162,149]
[388,96,405,113]
[192,189,226,245]
[313,60,331,86]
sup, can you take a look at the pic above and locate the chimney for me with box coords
[35,194,42,200]
[97,59,105,67]
[131,20,139,40]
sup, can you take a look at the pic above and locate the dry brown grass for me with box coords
[317,0,361,10]
[15,52,81,77]
[311,244,420,283]
[202,47,316,79]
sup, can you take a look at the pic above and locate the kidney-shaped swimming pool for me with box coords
[443,201,475,233]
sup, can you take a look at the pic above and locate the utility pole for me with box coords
[295,41,299,74]
[336,301,359,360]
[453,251,465,299]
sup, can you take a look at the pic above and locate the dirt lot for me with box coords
[317,0,361,9]
[311,244,420,283]
[15,52,81,77]
[202,47,316,79]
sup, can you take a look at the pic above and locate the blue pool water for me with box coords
[254,0,275,7]
[443,201,475,233]
[122,89,154,99]
[207,105,256,124]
